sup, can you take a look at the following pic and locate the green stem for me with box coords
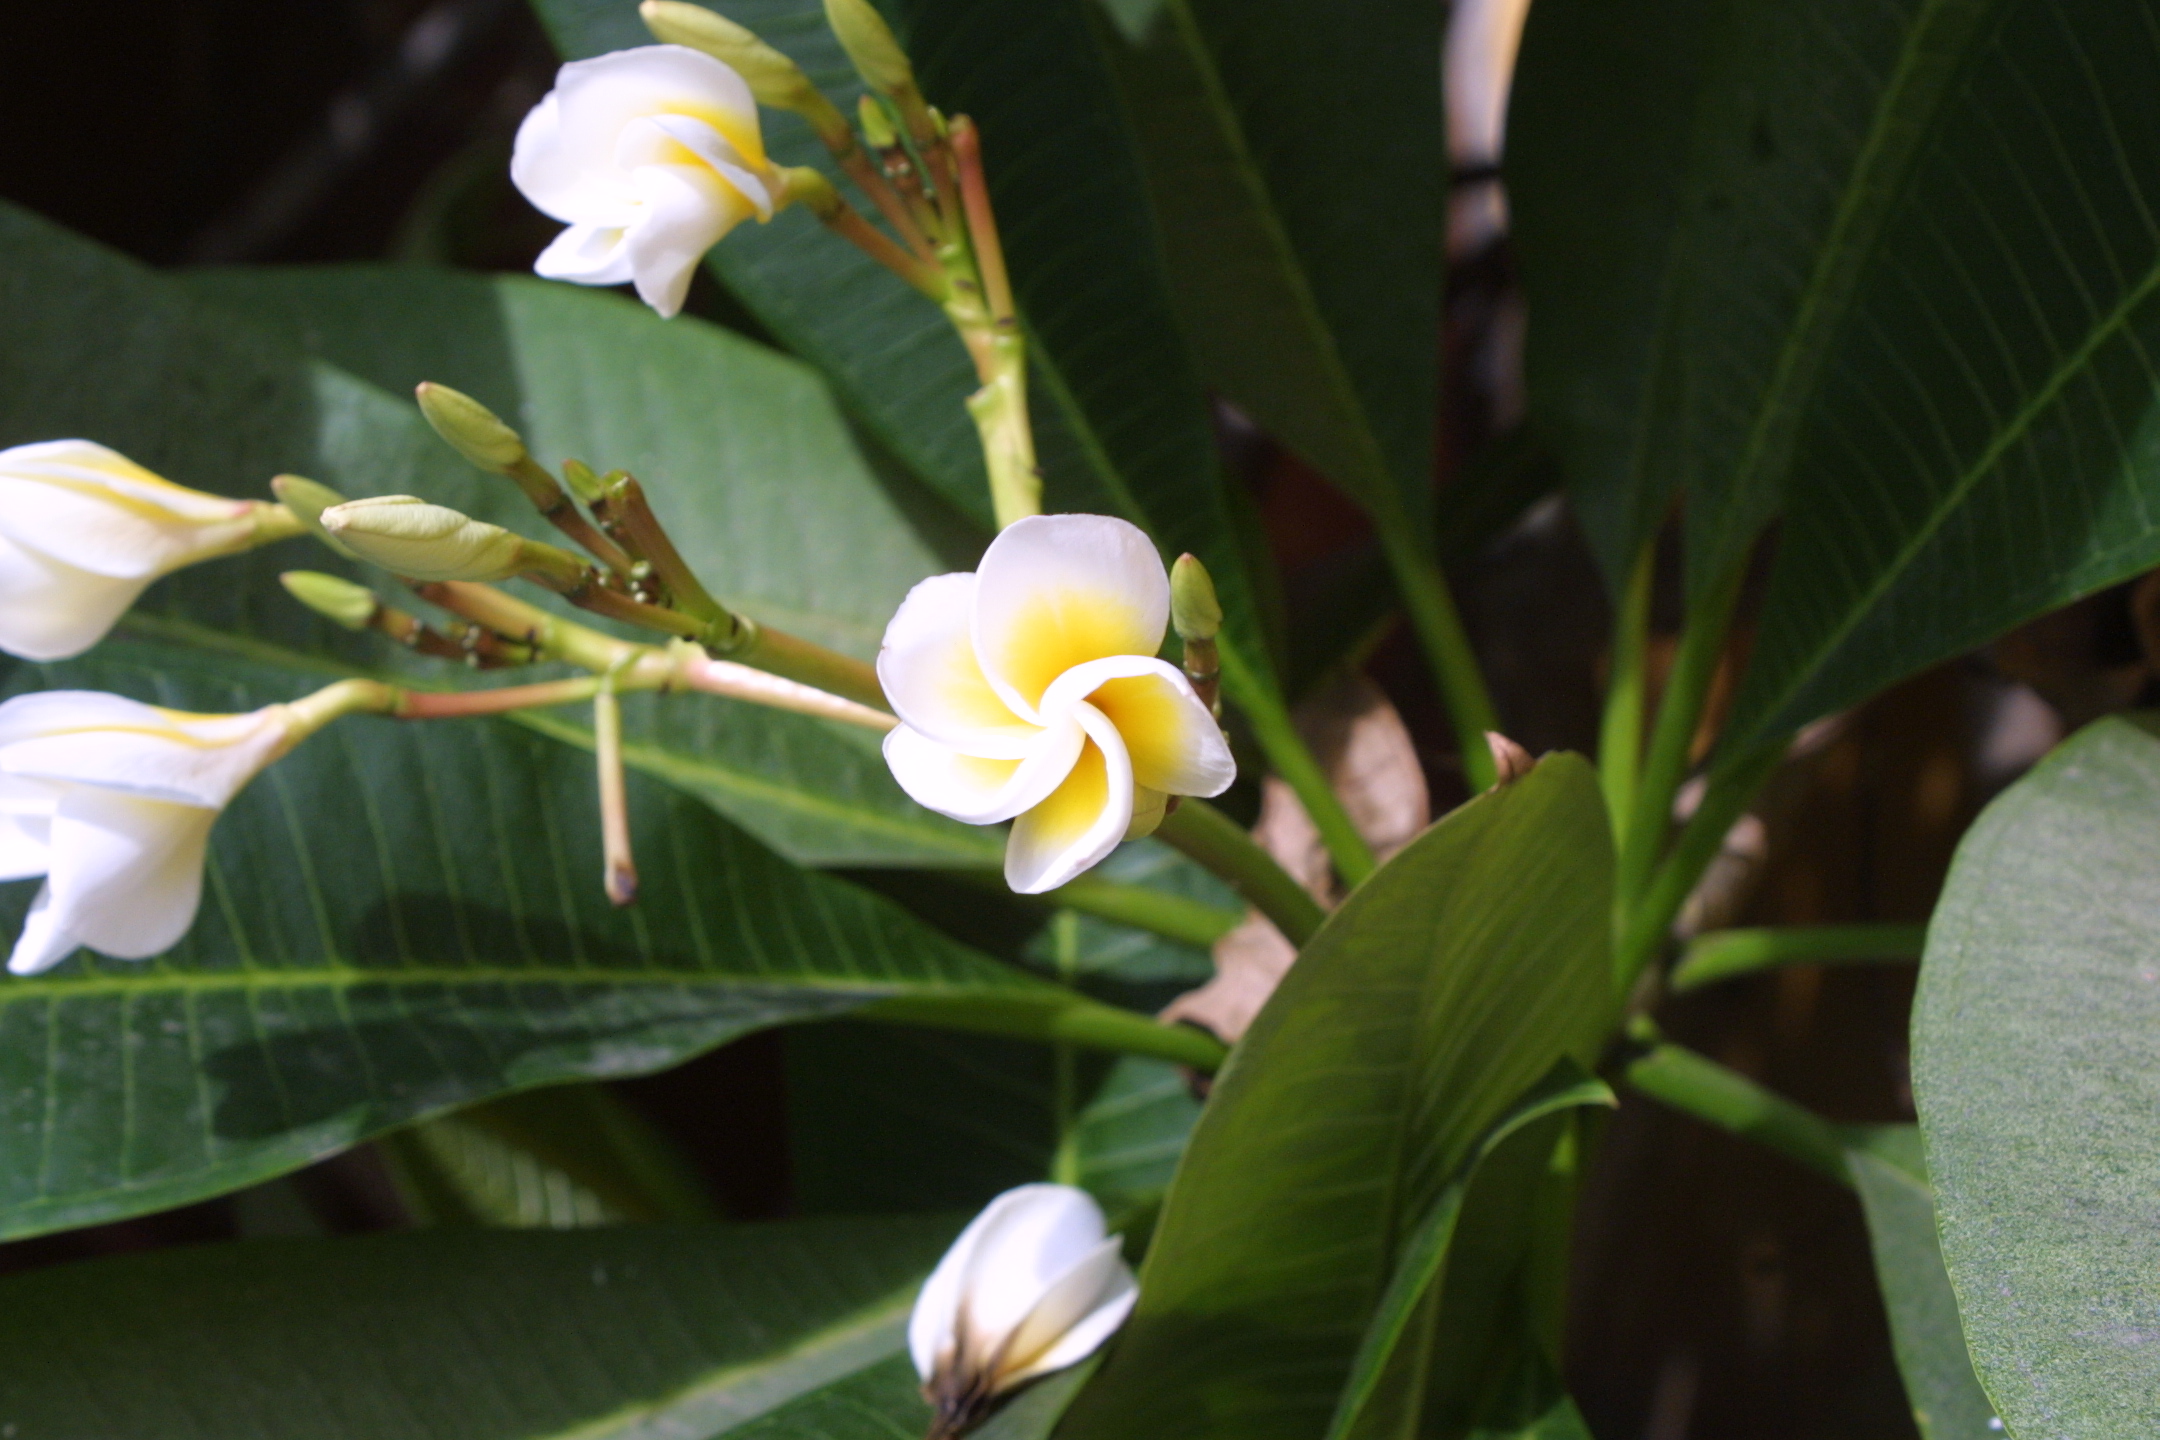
[1615,737,1784,991]
[1626,1042,1852,1188]
[862,991,1229,1071]
[724,623,890,713]
[1049,910,1083,1186]
[1617,561,1745,905]
[1599,542,1656,848]
[1156,798,1326,949]
[1218,636,1376,888]
[1670,923,1927,993]
[1035,873,1242,947]
[1375,521,1500,793]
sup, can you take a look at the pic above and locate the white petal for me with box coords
[516,46,763,223]
[995,1236,1138,1389]
[0,529,148,662]
[910,1183,1114,1382]
[0,440,253,579]
[1005,704,1134,894]
[972,515,1170,720]
[40,789,216,960]
[878,573,1041,758]
[883,718,1084,827]
[1039,656,1234,798]
[634,113,774,218]
[0,695,286,808]
[620,164,746,318]
[534,222,637,287]
[7,884,76,975]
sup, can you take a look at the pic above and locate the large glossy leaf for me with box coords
[1057,756,1614,1439]
[0,641,1053,1241]
[1514,0,2160,737]
[179,264,1001,868]
[0,1215,952,1437]
[1913,714,2160,1436]
[530,0,1280,689]
[1091,0,1442,533]
[1845,1131,2000,1440]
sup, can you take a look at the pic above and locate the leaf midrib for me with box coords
[1706,0,1998,573]
[1151,0,1407,520]
[1744,249,2160,745]
[0,966,1042,1002]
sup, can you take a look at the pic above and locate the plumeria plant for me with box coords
[0,0,2158,1435]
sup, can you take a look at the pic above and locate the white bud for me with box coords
[908,1183,1139,1435]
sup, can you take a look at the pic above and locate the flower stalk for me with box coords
[594,674,639,906]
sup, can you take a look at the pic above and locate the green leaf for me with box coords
[380,1082,716,1227]
[1327,1065,1614,1440]
[1513,0,2160,744]
[1057,755,1615,1439]
[1846,1133,2001,1440]
[178,263,1000,868]
[0,1215,951,1437]
[1091,0,1443,532]
[0,640,1054,1242]
[529,0,1278,685]
[1913,713,2160,1437]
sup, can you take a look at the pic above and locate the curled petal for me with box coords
[1005,703,1133,894]
[0,440,254,581]
[998,1235,1138,1388]
[878,573,1040,757]
[972,515,1170,720]
[634,113,774,218]
[0,530,148,663]
[0,777,55,881]
[1040,656,1234,799]
[0,693,286,809]
[534,221,637,288]
[7,790,217,973]
[883,719,1084,827]
[620,164,755,319]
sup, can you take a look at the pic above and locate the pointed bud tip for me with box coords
[279,571,379,630]
[856,93,898,148]
[1169,554,1222,640]
[642,1,824,114]
[1485,731,1534,786]
[415,381,527,474]
[823,0,915,96]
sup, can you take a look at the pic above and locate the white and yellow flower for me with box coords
[512,44,783,318]
[909,1183,1139,1435]
[877,514,1234,893]
[0,692,300,975]
[0,440,295,662]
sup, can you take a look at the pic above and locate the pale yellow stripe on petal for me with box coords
[1087,672,1235,798]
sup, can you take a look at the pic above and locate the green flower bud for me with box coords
[823,0,915,98]
[270,474,362,560]
[415,382,528,474]
[279,571,380,630]
[779,165,843,219]
[642,3,811,110]
[1170,553,1222,641]
[321,495,579,585]
[857,92,898,149]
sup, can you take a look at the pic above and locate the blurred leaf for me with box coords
[0,1215,952,1437]
[180,264,1000,868]
[0,641,1059,1242]
[1058,755,1614,1439]
[1845,1132,2000,1440]
[1913,714,2160,1436]
[381,1082,715,1227]
[1091,0,1443,534]
[529,0,1279,691]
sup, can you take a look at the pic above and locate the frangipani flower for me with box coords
[878,514,1235,893]
[909,1183,1139,1435]
[512,44,783,318]
[0,692,299,975]
[0,440,296,662]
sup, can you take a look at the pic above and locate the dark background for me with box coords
[5,2,2126,1434]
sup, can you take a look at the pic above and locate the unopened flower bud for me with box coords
[857,92,898,149]
[640,1,849,148]
[1169,553,1222,642]
[280,571,380,631]
[1485,731,1534,786]
[415,382,528,474]
[823,0,915,99]
[270,474,362,560]
[779,166,843,219]
[321,496,580,586]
